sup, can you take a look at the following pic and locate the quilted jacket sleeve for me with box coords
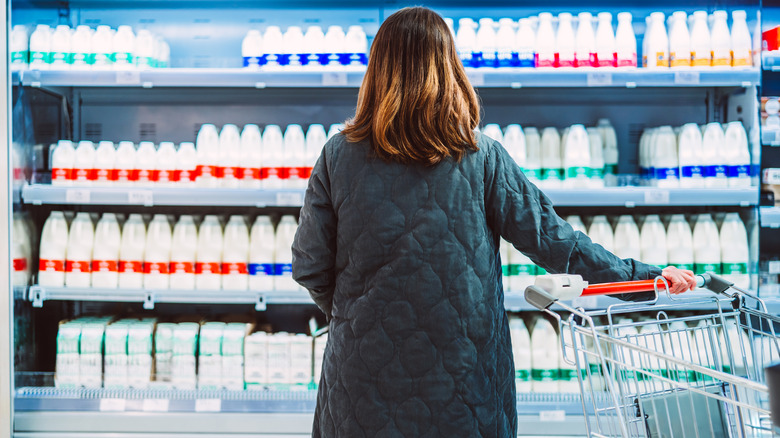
[292,144,337,317]
[484,139,662,302]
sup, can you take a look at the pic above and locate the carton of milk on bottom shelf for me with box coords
[104,322,130,389]
[55,321,82,388]
[79,320,111,388]
[244,331,269,388]
[267,332,292,388]
[128,322,155,389]
[154,323,175,383]
[290,334,313,388]
[171,323,199,390]
[198,322,226,390]
[222,323,249,390]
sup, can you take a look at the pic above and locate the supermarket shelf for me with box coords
[761,206,780,228]
[764,52,780,71]
[12,67,759,89]
[21,184,760,207]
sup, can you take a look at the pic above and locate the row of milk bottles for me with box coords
[38,211,300,292]
[480,119,620,189]
[454,12,637,68]
[639,122,752,188]
[643,10,754,68]
[242,25,368,68]
[12,213,34,287]
[12,24,170,70]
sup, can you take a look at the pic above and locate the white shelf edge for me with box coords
[760,206,780,228]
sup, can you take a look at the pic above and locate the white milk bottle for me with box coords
[638,129,651,183]
[219,124,242,188]
[516,18,536,68]
[222,216,250,291]
[531,317,559,392]
[562,124,591,188]
[595,12,616,67]
[476,18,497,68]
[556,13,576,68]
[263,26,285,66]
[113,25,135,69]
[240,124,263,189]
[540,127,562,188]
[482,124,503,144]
[325,26,348,66]
[155,141,177,186]
[135,29,155,69]
[345,25,368,66]
[249,215,275,291]
[587,127,605,188]
[523,127,541,183]
[723,122,751,187]
[306,124,327,173]
[196,215,223,290]
[144,215,172,289]
[667,214,694,272]
[170,215,197,290]
[588,215,615,253]
[196,124,220,187]
[690,11,712,67]
[50,25,72,69]
[51,140,75,186]
[94,141,116,186]
[731,11,752,67]
[575,12,596,67]
[598,119,618,186]
[504,125,526,170]
[11,25,29,68]
[39,211,69,287]
[669,11,692,67]
[327,123,344,140]
[283,26,305,67]
[65,213,94,288]
[135,141,157,186]
[566,215,587,234]
[71,25,92,70]
[92,25,114,69]
[702,123,728,188]
[640,215,668,268]
[29,24,52,69]
[457,18,478,67]
[509,246,536,292]
[274,216,298,291]
[12,214,31,286]
[115,141,137,186]
[509,317,532,392]
[693,214,721,275]
[720,213,750,289]
[242,30,264,69]
[92,213,121,289]
[303,26,325,66]
[73,141,96,185]
[500,239,510,291]
[119,214,146,289]
[678,123,705,188]
[176,142,197,187]
[496,18,515,68]
[262,125,285,189]
[645,12,669,68]
[536,13,556,68]
[653,126,679,188]
[615,12,637,67]
[614,215,641,260]
[284,124,307,189]
[710,11,731,67]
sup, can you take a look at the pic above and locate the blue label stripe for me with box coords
[654,167,679,180]
[248,263,275,276]
[726,165,750,178]
[681,165,704,178]
[704,165,727,178]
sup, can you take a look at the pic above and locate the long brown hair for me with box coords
[341,7,480,165]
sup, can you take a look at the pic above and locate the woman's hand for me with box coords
[661,266,697,294]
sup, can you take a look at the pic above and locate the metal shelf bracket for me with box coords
[255,293,267,311]
[143,291,156,310]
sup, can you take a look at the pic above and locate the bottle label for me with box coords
[30,51,51,64]
[136,169,157,183]
[732,50,752,67]
[671,263,694,271]
[555,53,575,68]
[681,165,705,179]
[654,52,668,66]
[72,52,91,65]
[13,258,27,272]
[316,53,332,66]
[537,266,547,275]
[196,165,217,179]
[669,52,691,67]
[531,369,558,381]
[39,259,65,272]
[727,165,750,178]
[559,369,577,382]
[113,52,134,65]
[287,167,303,181]
[179,169,198,183]
[93,53,113,66]
[566,166,592,179]
[170,261,195,274]
[115,168,136,183]
[94,168,118,182]
[92,260,118,273]
[523,168,541,180]
[712,52,731,67]
[73,168,96,182]
[222,262,248,275]
[515,369,531,381]
[591,167,604,179]
[195,262,221,275]
[65,260,91,273]
[501,265,510,276]
[509,264,537,276]
[497,49,514,67]
[136,56,155,68]
[241,167,261,181]
[11,50,29,64]
[119,260,144,273]
[597,52,617,68]
[691,52,711,67]
[52,167,74,182]
[722,263,748,274]
[575,53,596,68]
[516,50,535,68]
[704,165,728,178]
[617,53,637,67]
[248,263,275,276]
[541,168,562,181]
[694,263,721,274]
[157,169,176,183]
[536,53,555,68]
[654,167,679,180]
[243,56,265,68]
[143,262,169,274]
[219,166,242,180]
[276,263,293,276]
[51,51,72,65]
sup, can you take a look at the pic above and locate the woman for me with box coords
[292,7,696,437]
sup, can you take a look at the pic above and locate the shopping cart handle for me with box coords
[697,273,734,294]
[524,285,558,311]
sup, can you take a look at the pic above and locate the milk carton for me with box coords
[290,334,313,387]
[219,124,242,188]
[615,12,637,67]
[249,216,275,291]
[640,215,668,268]
[669,12,692,67]
[614,215,641,260]
[104,322,129,388]
[92,213,121,288]
[196,215,223,290]
[64,213,94,288]
[29,24,52,69]
[667,214,694,271]
[115,141,137,186]
[222,323,248,390]
[198,322,225,390]
[535,13,556,68]
[274,216,298,291]
[154,323,175,383]
[244,331,269,388]
[509,317,532,392]
[595,12,616,67]
[710,11,732,67]
[314,333,328,385]
[242,30,264,68]
[171,323,199,390]
[118,214,146,289]
[690,11,712,66]
[531,318,559,392]
[222,216,250,291]
[575,13,596,67]
[240,125,263,189]
[55,321,81,387]
[693,214,721,275]
[39,211,69,287]
[170,215,197,290]
[50,25,72,69]
[267,333,291,388]
[555,13,576,67]
[79,322,107,388]
[144,215,172,289]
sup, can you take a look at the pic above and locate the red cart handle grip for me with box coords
[580,279,660,297]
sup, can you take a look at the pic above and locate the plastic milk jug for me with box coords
[115,141,137,186]
[219,124,242,188]
[39,211,69,286]
[274,216,298,291]
[196,124,220,187]
[222,215,250,291]
[65,212,94,288]
[240,124,263,189]
[118,214,146,289]
[614,215,641,260]
[640,215,668,267]
[51,140,76,186]
[196,215,223,290]
[144,214,172,289]
[92,213,121,288]
[535,13,556,68]
[666,214,694,271]
[169,215,197,290]
[531,317,559,392]
[693,214,721,275]
[249,216,275,291]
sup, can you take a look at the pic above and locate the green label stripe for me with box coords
[531,369,558,381]
[93,53,113,64]
[591,167,605,178]
[671,263,694,271]
[51,51,71,64]
[136,56,155,66]
[524,168,541,179]
[694,263,721,275]
[11,51,28,63]
[509,264,537,276]
[536,266,547,275]
[667,369,696,381]
[605,164,618,175]
[565,166,592,179]
[722,263,748,275]
[541,168,562,181]
[29,51,50,63]
[502,266,510,276]
[559,369,577,381]
[515,369,530,381]
[72,53,92,64]
[112,52,134,64]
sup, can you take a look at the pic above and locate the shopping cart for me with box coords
[524,273,780,438]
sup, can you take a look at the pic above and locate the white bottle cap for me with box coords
[578,12,592,21]
[732,10,747,19]
[598,12,612,21]
[498,18,514,26]
[459,17,475,26]
[713,10,728,19]
[539,12,553,20]
[673,11,687,20]
[36,24,51,30]
[693,10,708,19]
[559,12,573,20]
[348,25,363,32]
[97,25,111,32]
[650,12,665,20]
[118,25,132,32]
[617,12,632,21]
[478,18,495,27]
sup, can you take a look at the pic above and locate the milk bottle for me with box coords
[196,124,220,187]
[637,130,651,183]
[720,320,753,375]
[219,124,242,188]
[509,246,536,292]
[249,216,275,291]
[515,18,536,68]
[597,119,618,185]
[504,125,526,170]
[283,26,305,66]
[303,26,325,66]
[51,25,72,69]
[327,123,344,140]
[509,317,532,392]
[119,214,146,289]
[170,215,197,290]
[595,12,616,67]
[263,26,285,66]
[667,214,694,271]
[262,125,285,189]
[556,13,576,68]
[588,215,615,253]
[566,215,587,234]
[693,214,721,275]
[222,216,250,291]
[690,11,712,66]
[323,26,346,66]
[678,123,705,188]
[575,13,596,67]
[345,25,368,66]
[587,128,605,188]
[135,30,155,69]
[457,18,478,67]
[113,25,135,69]
[723,122,751,187]
[135,142,157,186]
[523,127,541,182]
[500,239,510,291]
[155,142,177,186]
[645,12,669,68]
[92,213,121,288]
[615,12,637,67]
[536,13,556,68]
[540,127,562,188]
[653,126,679,188]
[93,141,116,185]
[113,141,137,186]
[65,213,94,288]
[242,30,264,68]
[306,124,327,171]
[176,142,198,187]
[39,211,69,287]
[531,317,559,392]
[482,124,503,144]
[710,11,732,67]
[702,123,728,188]
[144,215,172,290]
[495,18,515,68]
[196,215,223,290]
[562,124,591,188]
[640,215,668,268]
[240,124,263,189]
[274,216,298,291]
[70,25,92,69]
[12,214,31,286]
[92,25,114,69]
[669,12,692,67]
[29,24,52,69]
[476,18,497,68]
[72,141,96,185]
[720,213,749,289]
[614,215,641,260]
[284,124,307,189]
[51,140,75,186]
[11,25,29,68]
[731,11,752,67]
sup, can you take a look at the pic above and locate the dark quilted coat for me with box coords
[292,133,662,438]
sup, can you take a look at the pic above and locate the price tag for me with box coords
[276,192,304,206]
[539,410,566,422]
[142,398,170,412]
[99,398,127,412]
[674,71,700,85]
[116,71,141,85]
[128,190,154,206]
[768,260,780,274]
[587,72,612,87]
[322,72,348,86]
[65,189,91,203]
[467,71,485,87]
[644,189,670,205]
[195,398,221,412]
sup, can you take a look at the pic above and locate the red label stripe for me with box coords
[170,261,195,274]
[143,262,170,274]
[91,260,118,272]
[118,260,144,273]
[195,262,221,274]
[221,262,248,275]
[65,260,91,273]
